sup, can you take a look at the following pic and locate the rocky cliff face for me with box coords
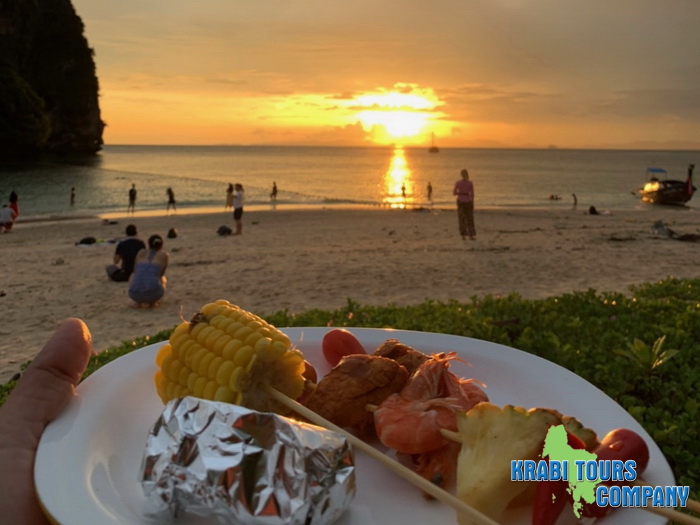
[0,0,104,158]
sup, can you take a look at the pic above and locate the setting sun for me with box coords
[344,84,444,145]
[356,110,429,139]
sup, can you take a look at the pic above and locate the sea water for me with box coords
[0,145,698,219]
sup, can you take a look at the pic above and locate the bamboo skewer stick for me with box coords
[264,385,500,525]
[368,404,700,524]
[638,501,700,525]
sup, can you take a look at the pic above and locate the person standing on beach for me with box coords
[225,183,234,211]
[9,191,18,219]
[270,181,278,201]
[453,169,476,240]
[166,187,176,213]
[106,224,146,282]
[232,183,244,235]
[427,181,433,201]
[128,184,137,214]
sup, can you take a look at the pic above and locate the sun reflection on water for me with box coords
[381,146,417,208]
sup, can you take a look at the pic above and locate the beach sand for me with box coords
[2,205,699,382]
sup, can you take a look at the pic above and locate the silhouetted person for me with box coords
[128,184,137,214]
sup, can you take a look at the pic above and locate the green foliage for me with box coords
[614,336,679,378]
[1,278,697,502]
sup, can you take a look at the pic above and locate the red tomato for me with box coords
[321,329,367,367]
[582,428,650,518]
[594,428,650,473]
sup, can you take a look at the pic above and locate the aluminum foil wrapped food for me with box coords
[140,396,356,524]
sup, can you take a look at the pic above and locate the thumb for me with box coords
[1,318,93,447]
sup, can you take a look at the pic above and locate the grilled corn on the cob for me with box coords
[154,300,306,414]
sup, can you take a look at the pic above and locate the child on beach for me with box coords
[0,204,16,233]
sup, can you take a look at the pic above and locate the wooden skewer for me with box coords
[685,496,700,514]
[263,385,500,525]
[635,499,700,525]
[370,404,700,524]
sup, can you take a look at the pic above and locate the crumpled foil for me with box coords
[140,396,356,524]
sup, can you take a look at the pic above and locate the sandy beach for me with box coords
[2,204,699,382]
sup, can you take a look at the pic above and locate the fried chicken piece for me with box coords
[372,338,430,376]
[304,354,409,432]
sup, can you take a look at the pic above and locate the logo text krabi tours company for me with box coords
[510,425,689,516]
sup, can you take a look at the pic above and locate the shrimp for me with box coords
[373,352,488,455]
[443,367,489,410]
[414,441,461,489]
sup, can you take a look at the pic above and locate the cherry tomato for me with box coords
[581,428,650,518]
[594,428,650,473]
[321,329,367,367]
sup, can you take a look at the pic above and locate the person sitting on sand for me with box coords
[106,224,146,282]
[128,234,169,307]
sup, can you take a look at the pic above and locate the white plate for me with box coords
[35,328,674,524]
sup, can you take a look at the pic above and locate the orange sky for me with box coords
[73,0,700,150]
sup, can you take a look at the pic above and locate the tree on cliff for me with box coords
[0,0,104,158]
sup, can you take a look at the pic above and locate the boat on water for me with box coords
[639,164,696,205]
[428,133,439,153]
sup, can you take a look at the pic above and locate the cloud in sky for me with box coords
[73,0,700,148]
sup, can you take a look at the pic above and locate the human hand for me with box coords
[0,319,93,525]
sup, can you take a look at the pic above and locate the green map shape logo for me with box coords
[541,424,599,517]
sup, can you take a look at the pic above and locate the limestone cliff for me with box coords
[0,0,104,158]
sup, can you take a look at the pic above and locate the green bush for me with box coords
[2,278,698,504]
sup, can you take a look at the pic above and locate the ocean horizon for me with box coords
[2,145,699,220]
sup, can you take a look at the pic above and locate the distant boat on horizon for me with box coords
[428,133,439,153]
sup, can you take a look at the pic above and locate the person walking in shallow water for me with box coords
[166,187,176,213]
[453,169,476,240]
[128,184,137,214]
[427,181,433,202]
[270,181,278,201]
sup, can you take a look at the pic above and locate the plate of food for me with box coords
[35,324,674,525]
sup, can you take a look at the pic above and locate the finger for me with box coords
[1,318,93,447]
